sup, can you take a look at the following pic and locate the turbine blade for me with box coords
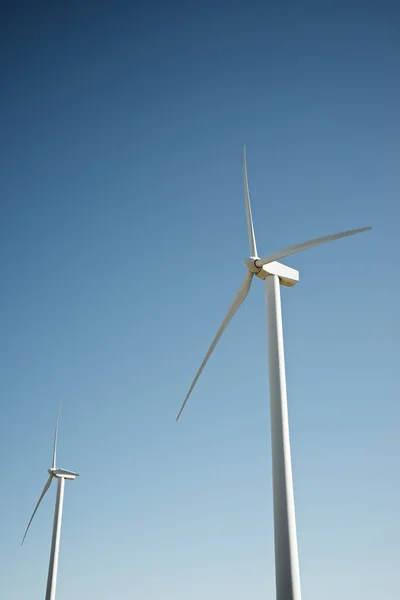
[243,146,258,257]
[256,226,372,267]
[21,475,53,546]
[176,271,254,421]
[52,404,61,470]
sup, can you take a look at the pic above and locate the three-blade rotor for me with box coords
[21,406,78,545]
[21,409,60,545]
[175,146,372,420]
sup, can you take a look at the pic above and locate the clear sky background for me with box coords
[0,1,399,598]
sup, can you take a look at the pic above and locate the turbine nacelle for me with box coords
[244,257,299,286]
[48,468,79,480]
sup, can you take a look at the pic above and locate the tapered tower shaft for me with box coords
[265,274,301,600]
[45,477,65,600]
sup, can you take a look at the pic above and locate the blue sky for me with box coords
[0,1,399,598]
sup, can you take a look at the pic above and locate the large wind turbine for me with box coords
[22,409,78,600]
[176,147,371,600]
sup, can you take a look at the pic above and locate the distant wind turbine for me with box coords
[21,408,78,600]
[176,147,371,600]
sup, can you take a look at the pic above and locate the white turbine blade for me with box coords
[243,146,258,257]
[52,404,61,470]
[176,271,254,421]
[256,226,372,267]
[21,475,53,546]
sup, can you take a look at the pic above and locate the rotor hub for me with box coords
[243,256,261,274]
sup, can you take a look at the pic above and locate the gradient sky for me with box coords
[1,1,399,599]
